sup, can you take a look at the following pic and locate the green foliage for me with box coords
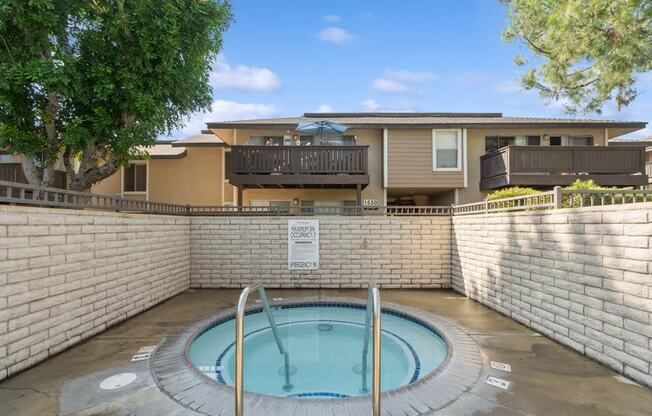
[502,0,652,114]
[562,179,652,206]
[563,179,602,190]
[487,186,540,200]
[0,0,232,189]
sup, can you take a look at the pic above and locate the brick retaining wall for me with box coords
[0,205,190,381]
[452,203,652,387]
[2,202,652,387]
[190,216,452,288]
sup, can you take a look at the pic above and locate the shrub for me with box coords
[487,187,539,200]
[562,179,652,207]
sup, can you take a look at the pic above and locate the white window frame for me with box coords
[121,160,149,199]
[432,129,462,172]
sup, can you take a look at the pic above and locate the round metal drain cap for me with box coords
[99,373,137,390]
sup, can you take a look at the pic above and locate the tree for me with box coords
[0,0,231,190]
[502,0,651,114]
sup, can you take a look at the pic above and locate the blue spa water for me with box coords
[189,305,448,398]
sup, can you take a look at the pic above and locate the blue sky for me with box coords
[167,0,652,140]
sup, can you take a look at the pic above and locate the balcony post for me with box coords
[237,186,243,211]
[553,186,563,209]
[356,184,362,207]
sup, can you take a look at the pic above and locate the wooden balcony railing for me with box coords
[480,146,648,190]
[229,145,368,175]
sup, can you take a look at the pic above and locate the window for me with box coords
[224,151,231,175]
[485,136,540,153]
[318,135,356,146]
[568,136,593,146]
[123,163,147,192]
[299,135,314,146]
[0,152,11,163]
[250,136,284,145]
[549,135,593,146]
[300,200,314,214]
[432,129,461,170]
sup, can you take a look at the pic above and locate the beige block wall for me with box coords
[0,205,190,381]
[190,216,452,289]
[460,127,610,204]
[452,203,652,387]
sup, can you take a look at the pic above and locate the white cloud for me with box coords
[371,78,410,93]
[166,100,279,139]
[322,14,341,23]
[383,69,438,83]
[360,99,380,111]
[494,79,523,93]
[317,27,355,45]
[314,104,333,113]
[210,57,281,91]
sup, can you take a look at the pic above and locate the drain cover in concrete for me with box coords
[131,352,151,362]
[99,373,137,390]
[490,361,511,372]
[486,376,510,390]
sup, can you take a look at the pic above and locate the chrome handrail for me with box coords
[235,283,292,416]
[360,282,381,415]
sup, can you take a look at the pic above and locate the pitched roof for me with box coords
[171,130,226,147]
[147,143,186,159]
[206,112,646,129]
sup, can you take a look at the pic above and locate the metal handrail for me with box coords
[360,282,381,415]
[235,283,292,416]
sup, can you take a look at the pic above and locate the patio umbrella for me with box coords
[296,120,348,140]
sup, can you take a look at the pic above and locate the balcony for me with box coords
[227,145,369,189]
[480,146,648,190]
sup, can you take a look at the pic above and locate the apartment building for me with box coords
[89,112,648,206]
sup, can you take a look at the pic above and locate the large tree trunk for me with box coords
[20,156,42,186]
[19,155,56,188]
[67,142,121,192]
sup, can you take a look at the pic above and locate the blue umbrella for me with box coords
[295,120,348,140]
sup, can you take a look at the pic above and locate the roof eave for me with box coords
[170,142,226,148]
[150,149,187,159]
[206,121,647,130]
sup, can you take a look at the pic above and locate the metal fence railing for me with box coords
[1,180,651,217]
[453,190,556,215]
[562,189,652,208]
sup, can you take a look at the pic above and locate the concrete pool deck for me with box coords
[0,289,651,415]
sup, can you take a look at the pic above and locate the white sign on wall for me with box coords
[288,219,319,270]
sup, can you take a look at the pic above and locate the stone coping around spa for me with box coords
[150,297,484,416]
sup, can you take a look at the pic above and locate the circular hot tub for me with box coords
[151,298,483,416]
[188,303,448,398]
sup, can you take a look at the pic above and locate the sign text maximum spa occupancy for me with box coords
[288,219,319,270]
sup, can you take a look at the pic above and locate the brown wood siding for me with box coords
[387,129,464,188]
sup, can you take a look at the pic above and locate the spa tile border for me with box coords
[150,297,484,416]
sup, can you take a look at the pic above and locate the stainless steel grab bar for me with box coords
[360,282,381,415]
[235,283,292,416]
